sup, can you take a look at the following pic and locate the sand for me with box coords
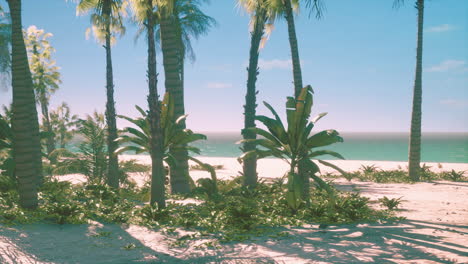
[1,155,467,264]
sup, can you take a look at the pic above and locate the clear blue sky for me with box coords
[0,0,467,132]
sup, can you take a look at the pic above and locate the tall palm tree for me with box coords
[268,0,324,197]
[162,0,215,194]
[129,0,166,208]
[394,0,424,181]
[156,0,194,194]
[74,0,127,189]
[24,26,61,159]
[0,5,11,89]
[238,0,275,188]
[6,0,42,209]
[269,0,323,97]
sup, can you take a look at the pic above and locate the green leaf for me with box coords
[317,160,348,178]
[306,129,343,149]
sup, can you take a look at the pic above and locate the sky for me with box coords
[0,0,467,133]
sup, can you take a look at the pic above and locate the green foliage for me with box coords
[116,93,216,190]
[239,85,345,209]
[0,6,10,86]
[326,166,466,183]
[360,164,379,175]
[51,112,108,183]
[440,169,466,182]
[0,113,14,183]
[49,102,78,148]
[378,196,403,210]
[24,26,61,106]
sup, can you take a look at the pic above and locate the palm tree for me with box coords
[24,26,61,159]
[6,0,42,209]
[269,0,324,98]
[156,0,192,194]
[268,0,324,196]
[0,5,11,89]
[394,0,424,182]
[238,0,276,188]
[49,102,79,148]
[74,0,127,189]
[129,0,166,208]
[162,0,215,194]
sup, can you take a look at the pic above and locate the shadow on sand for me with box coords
[1,219,467,263]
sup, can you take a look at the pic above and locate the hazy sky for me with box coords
[0,0,467,132]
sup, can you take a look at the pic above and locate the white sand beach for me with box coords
[1,156,468,263]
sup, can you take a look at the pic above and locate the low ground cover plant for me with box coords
[0,172,399,244]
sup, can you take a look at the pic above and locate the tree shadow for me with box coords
[212,220,468,263]
[0,222,182,264]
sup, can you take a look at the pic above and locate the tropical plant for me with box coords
[239,85,345,210]
[238,0,276,188]
[379,196,403,210]
[74,0,128,188]
[0,5,11,89]
[0,113,14,185]
[24,26,61,158]
[128,0,166,208]
[5,0,43,209]
[49,102,79,149]
[51,112,108,184]
[116,93,216,191]
[394,0,424,182]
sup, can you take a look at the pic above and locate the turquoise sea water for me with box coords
[189,132,468,163]
[69,132,468,163]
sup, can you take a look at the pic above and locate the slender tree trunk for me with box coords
[283,0,303,98]
[147,0,166,208]
[283,0,309,201]
[40,97,55,159]
[103,1,119,189]
[242,8,267,188]
[408,0,424,182]
[8,0,41,209]
[160,14,190,194]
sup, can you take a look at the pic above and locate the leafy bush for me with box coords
[379,196,403,210]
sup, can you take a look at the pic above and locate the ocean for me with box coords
[69,132,468,163]
[189,132,468,163]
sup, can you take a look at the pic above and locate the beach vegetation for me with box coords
[74,0,128,189]
[378,196,403,210]
[239,85,345,210]
[116,92,217,196]
[24,25,61,159]
[0,175,396,242]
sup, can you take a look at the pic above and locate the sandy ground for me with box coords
[1,155,467,264]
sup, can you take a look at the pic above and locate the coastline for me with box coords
[120,154,468,182]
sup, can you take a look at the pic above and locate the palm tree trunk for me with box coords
[7,0,41,209]
[242,8,267,188]
[283,0,303,98]
[408,0,424,182]
[147,0,166,208]
[40,97,55,160]
[160,14,190,194]
[283,0,309,201]
[103,1,119,189]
